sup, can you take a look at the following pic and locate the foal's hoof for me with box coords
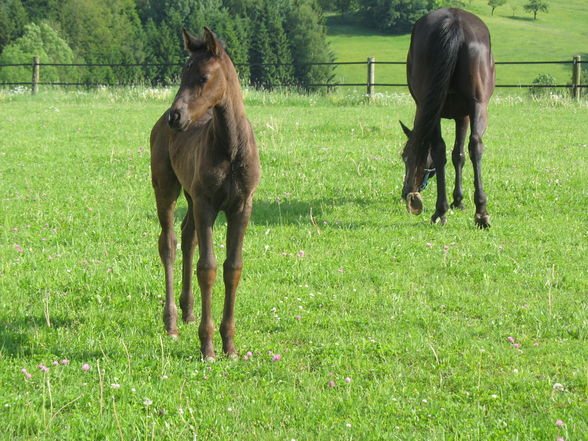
[431,213,447,225]
[450,202,464,210]
[406,192,423,215]
[167,330,179,339]
[182,314,196,324]
[201,343,216,363]
[227,353,239,362]
[475,214,491,229]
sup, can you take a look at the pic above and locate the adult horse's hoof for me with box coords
[167,330,179,339]
[203,356,216,363]
[431,213,447,225]
[450,201,464,210]
[475,214,491,229]
[406,192,423,215]
[227,353,239,361]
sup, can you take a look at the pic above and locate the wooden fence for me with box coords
[0,56,584,99]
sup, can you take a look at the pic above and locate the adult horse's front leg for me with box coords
[221,200,253,359]
[451,117,469,210]
[194,199,219,361]
[469,103,490,228]
[430,124,449,225]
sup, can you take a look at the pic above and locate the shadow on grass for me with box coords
[326,14,389,37]
[506,15,536,22]
[252,196,373,226]
[145,196,377,228]
[326,13,413,37]
[0,315,88,358]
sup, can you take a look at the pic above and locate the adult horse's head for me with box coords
[168,27,228,131]
[399,121,435,215]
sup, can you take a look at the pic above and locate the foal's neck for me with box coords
[212,68,249,159]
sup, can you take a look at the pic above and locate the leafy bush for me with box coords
[0,23,77,84]
[529,72,557,97]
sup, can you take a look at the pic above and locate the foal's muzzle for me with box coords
[167,109,185,131]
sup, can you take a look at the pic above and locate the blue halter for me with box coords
[419,168,436,191]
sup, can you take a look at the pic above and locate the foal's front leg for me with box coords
[194,199,218,361]
[154,185,181,338]
[221,200,253,359]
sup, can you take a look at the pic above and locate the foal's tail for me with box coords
[411,14,464,167]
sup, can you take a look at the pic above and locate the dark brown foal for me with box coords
[150,28,260,361]
[400,8,495,228]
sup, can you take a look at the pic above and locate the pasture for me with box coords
[0,88,586,440]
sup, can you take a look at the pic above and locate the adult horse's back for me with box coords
[401,8,495,228]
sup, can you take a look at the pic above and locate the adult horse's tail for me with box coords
[408,13,464,171]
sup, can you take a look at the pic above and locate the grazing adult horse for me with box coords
[150,28,260,361]
[400,8,495,228]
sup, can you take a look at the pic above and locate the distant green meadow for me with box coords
[327,0,588,90]
[0,88,586,440]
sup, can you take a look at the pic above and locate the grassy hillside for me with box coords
[327,0,588,91]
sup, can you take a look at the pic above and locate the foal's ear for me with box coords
[399,121,412,138]
[203,27,222,57]
[182,28,203,53]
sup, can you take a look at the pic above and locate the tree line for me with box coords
[0,0,335,89]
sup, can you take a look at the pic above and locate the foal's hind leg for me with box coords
[153,177,181,338]
[469,103,490,228]
[180,191,197,324]
[451,117,469,210]
[430,123,449,225]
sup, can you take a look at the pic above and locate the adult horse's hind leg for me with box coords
[451,116,469,209]
[469,102,490,228]
[221,200,253,359]
[180,191,197,324]
[153,174,181,338]
[430,123,449,225]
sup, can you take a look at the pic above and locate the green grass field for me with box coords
[327,0,588,89]
[0,88,587,440]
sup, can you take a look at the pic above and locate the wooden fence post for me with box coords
[367,57,375,98]
[32,56,40,95]
[571,55,581,101]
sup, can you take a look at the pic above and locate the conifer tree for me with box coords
[285,0,335,89]
[264,0,294,86]
[249,7,275,88]
[0,0,29,53]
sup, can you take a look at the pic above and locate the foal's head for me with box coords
[168,28,230,131]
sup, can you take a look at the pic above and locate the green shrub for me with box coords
[529,72,557,97]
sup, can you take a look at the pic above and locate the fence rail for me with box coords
[0,56,584,99]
